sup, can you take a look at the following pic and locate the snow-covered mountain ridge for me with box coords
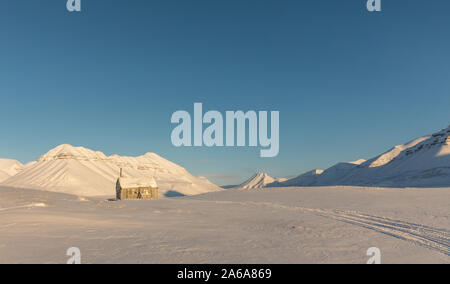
[280,126,450,187]
[1,144,221,197]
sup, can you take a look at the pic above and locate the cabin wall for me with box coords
[117,187,158,200]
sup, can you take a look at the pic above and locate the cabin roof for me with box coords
[118,176,158,189]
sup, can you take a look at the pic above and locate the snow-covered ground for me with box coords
[0,186,448,264]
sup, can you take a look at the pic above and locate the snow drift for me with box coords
[1,144,221,197]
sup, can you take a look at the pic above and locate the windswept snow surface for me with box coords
[0,144,220,197]
[0,186,448,263]
[282,126,450,187]
[0,159,23,182]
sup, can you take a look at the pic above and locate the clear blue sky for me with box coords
[1,0,449,185]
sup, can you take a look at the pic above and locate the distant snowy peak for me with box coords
[291,169,323,178]
[0,159,24,176]
[361,137,430,168]
[38,144,109,162]
[237,173,286,189]
[379,126,450,172]
[360,126,449,169]
[402,127,450,158]
[306,169,325,175]
[278,169,323,187]
[350,159,367,165]
[0,159,24,182]
[279,160,367,187]
[38,144,185,174]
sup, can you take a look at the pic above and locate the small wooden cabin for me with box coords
[116,176,158,200]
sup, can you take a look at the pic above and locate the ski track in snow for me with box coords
[207,200,450,256]
[317,210,450,256]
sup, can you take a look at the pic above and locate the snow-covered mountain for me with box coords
[283,126,450,187]
[0,159,24,182]
[308,159,366,186]
[236,173,286,189]
[0,144,221,197]
[1,125,448,195]
[271,169,324,187]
